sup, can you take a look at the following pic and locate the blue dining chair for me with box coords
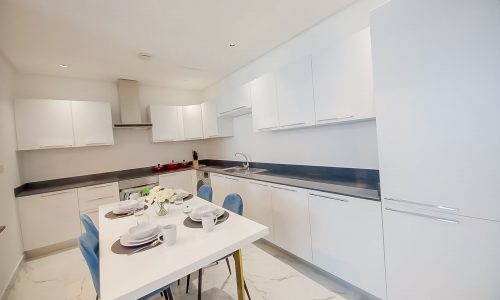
[197,185,213,202]
[186,193,251,300]
[80,214,99,240]
[79,232,173,300]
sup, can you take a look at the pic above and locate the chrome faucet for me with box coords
[235,152,250,170]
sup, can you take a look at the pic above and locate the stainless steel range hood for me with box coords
[114,79,152,128]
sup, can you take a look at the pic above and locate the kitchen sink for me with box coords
[221,166,268,175]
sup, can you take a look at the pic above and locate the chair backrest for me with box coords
[80,214,99,240]
[79,232,100,296]
[197,184,213,202]
[223,193,243,216]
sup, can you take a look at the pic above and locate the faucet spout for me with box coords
[235,152,250,170]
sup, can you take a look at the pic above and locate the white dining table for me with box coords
[98,193,269,300]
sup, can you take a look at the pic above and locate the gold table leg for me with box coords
[233,249,246,300]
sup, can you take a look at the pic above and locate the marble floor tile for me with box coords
[6,241,373,300]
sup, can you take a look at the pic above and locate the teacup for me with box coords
[157,224,177,246]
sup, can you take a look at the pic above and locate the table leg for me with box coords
[233,249,245,300]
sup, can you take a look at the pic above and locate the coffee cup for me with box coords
[201,213,217,232]
[157,224,177,246]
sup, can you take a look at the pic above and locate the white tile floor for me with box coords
[6,241,375,300]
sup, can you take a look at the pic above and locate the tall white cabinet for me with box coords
[371,0,500,299]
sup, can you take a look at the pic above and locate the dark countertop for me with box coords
[14,167,194,197]
[15,160,380,201]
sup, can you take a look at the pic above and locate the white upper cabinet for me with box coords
[250,73,279,131]
[182,104,204,140]
[312,28,374,125]
[217,82,252,117]
[275,56,315,128]
[149,105,184,142]
[72,101,114,147]
[15,99,75,150]
[201,99,233,139]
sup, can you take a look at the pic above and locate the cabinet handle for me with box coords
[86,184,114,190]
[39,144,68,149]
[385,207,460,224]
[88,196,114,201]
[310,193,348,202]
[272,186,297,192]
[231,106,246,111]
[249,181,268,187]
[384,197,460,212]
[280,122,306,128]
[219,109,232,115]
[85,142,108,146]
[317,115,354,123]
[41,190,73,197]
[155,139,175,142]
[258,126,277,131]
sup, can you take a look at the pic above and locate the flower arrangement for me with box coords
[146,186,176,216]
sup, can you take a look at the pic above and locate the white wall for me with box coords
[0,53,24,298]
[202,0,385,169]
[15,74,205,182]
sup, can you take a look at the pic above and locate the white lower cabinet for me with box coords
[238,179,274,243]
[309,191,386,299]
[270,184,312,262]
[210,173,241,206]
[18,189,82,251]
[77,182,119,230]
[159,170,195,194]
[383,203,500,300]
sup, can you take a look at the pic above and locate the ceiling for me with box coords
[0,0,355,90]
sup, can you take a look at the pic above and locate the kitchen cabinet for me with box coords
[308,191,386,299]
[312,28,374,125]
[72,101,114,147]
[270,184,312,262]
[383,202,500,300]
[275,56,315,129]
[182,105,204,140]
[238,179,274,242]
[17,189,81,251]
[78,182,119,230]
[15,99,75,150]
[250,73,279,131]
[201,99,233,139]
[371,0,500,221]
[159,170,194,194]
[217,82,252,117]
[149,105,184,142]
[210,173,241,207]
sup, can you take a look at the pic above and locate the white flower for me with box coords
[146,186,176,204]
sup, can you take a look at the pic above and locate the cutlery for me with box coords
[128,240,160,255]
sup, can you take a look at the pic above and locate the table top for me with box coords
[99,195,269,300]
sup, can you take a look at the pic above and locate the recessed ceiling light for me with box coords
[229,43,237,47]
[59,64,68,68]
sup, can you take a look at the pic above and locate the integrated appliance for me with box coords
[118,175,159,201]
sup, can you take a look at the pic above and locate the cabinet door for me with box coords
[312,28,374,125]
[238,179,274,242]
[15,99,74,150]
[149,105,183,142]
[270,184,312,262]
[159,171,193,193]
[309,192,386,299]
[201,100,219,138]
[17,190,81,250]
[72,101,114,147]
[210,173,240,207]
[182,105,204,140]
[250,73,279,131]
[275,56,315,128]
[371,0,500,221]
[77,182,119,212]
[383,202,500,300]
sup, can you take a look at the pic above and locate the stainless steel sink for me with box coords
[221,166,268,175]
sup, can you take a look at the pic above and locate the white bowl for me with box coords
[128,223,159,240]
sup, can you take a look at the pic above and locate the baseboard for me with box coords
[0,254,25,300]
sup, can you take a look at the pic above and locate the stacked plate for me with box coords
[189,205,225,222]
[120,223,160,247]
[174,189,190,199]
[113,200,140,215]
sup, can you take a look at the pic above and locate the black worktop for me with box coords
[14,159,380,201]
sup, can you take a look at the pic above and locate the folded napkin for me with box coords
[128,223,159,240]
[116,200,139,212]
[191,205,220,220]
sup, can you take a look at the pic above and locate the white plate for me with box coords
[112,208,135,215]
[120,232,157,247]
[128,223,159,240]
[189,209,225,222]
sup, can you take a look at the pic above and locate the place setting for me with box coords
[104,194,148,220]
[183,204,230,230]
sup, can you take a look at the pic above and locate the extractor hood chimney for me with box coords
[114,79,152,128]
